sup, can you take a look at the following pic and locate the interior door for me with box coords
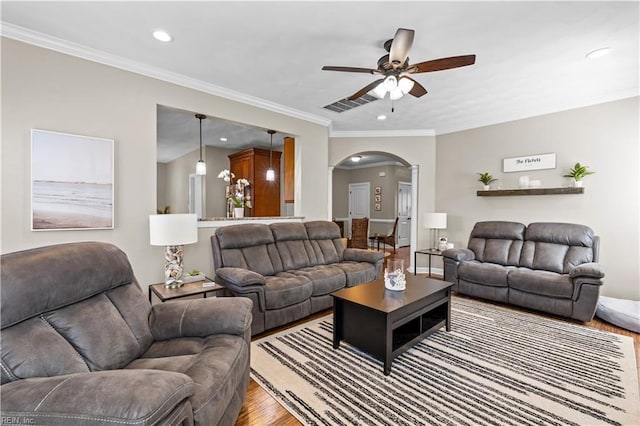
[348,182,370,237]
[397,181,411,247]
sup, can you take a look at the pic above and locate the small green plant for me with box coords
[477,172,497,185]
[563,162,594,181]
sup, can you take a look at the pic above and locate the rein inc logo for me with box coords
[2,416,36,425]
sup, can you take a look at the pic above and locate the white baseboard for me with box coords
[410,266,444,276]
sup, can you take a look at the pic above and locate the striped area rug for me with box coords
[251,297,639,425]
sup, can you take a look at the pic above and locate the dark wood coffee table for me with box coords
[332,275,453,375]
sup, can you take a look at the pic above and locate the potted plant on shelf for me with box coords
[477,172,498,191]
[563,162,594,188]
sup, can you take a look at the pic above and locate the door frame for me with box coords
[328,163,419,272]
[397,181,412,247]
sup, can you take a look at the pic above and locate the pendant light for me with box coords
[195,113,207,176]
[266,130,276,182]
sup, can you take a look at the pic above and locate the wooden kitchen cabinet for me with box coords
[229,148,281,217]
[284,137,295,203]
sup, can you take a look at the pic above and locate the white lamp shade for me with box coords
[265,168,275,181]
[150,214,198,246]
[195,160,207,175]
[424,212,447,229]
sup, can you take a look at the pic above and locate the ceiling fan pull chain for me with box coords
[391,98,395,113]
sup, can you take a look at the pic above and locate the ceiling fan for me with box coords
[322,28,476,102]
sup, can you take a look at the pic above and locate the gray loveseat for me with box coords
[211,220,384,335]
[1,242,252,426]
[443,221,604,322]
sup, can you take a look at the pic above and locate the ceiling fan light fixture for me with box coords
[398,77,415,94]
[377,115,387,120]
[371,82,387,99]
[389,87,404,101]
[383,75,398,91]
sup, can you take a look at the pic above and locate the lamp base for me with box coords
[164,245,185,288]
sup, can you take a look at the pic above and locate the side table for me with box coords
[149,279,226,304]
[414,249,444,277]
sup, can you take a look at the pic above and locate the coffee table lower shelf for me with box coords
[332,278,451,376]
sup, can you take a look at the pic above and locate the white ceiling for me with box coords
[2,2,638,152]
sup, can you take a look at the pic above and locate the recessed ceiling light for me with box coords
[585,47,611,60]
[351,155,362,162]
[219,137,227,142]
[152,30,173,43]
[377,115,387,120]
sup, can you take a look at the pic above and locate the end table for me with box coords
[149,279,226,304]
[414,249,444,277]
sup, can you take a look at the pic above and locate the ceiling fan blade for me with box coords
[410,55,476,73]
[405,77,428,98]
[347,79,385,101]
[322,66,379,74]
[389,28,415,68]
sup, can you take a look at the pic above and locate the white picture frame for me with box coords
[31,129,114,231]
[503,153,556,173]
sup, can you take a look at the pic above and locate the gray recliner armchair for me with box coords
[1,242,252,426]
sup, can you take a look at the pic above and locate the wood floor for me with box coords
[234,246,639,425]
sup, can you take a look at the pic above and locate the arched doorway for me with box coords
[328,151,419,271]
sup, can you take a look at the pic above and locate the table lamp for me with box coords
[424,212,447,251]
[149,214,198,288]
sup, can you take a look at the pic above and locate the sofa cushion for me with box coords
[458,261,511,286]
[508,268,573,298]
[272,223,313,270]
[304,221,343,265]
[1,242,141,329]
[264,273,313,309]
[467,221,525,266]
[216,224,281,275]
[335,262,377,287]
[129,334,249,425]
[291,265,346,296]
[520,223,595,274]
[0,370,194,426]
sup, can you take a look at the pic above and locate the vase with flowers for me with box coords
[218,170,252,218]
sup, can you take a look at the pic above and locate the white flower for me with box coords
[237,178,250,187]
[217,169,235,182]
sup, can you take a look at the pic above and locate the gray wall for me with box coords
[158,145,236,218]
[1,38,329,288]
[436,97,639,300]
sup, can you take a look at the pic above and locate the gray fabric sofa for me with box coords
[443,221,604,322]
[1,242,252,426]
[211,220,384,335]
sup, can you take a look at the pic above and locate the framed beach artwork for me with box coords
[31,129,114,231]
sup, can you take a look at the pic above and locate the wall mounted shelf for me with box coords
[477,187,584,197]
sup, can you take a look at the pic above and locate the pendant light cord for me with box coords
[195,113,206,161]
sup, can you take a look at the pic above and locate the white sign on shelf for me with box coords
[503,153,556,173]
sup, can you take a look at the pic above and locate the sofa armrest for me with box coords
[343,248,384,263]
[442,248,475,262]
[570,262,605,279]
[150,297,252,340]
[0,370,194,426]
[215,267,266,287]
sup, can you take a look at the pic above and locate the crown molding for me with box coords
[329,129,436,138]
[1,22,332,127]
